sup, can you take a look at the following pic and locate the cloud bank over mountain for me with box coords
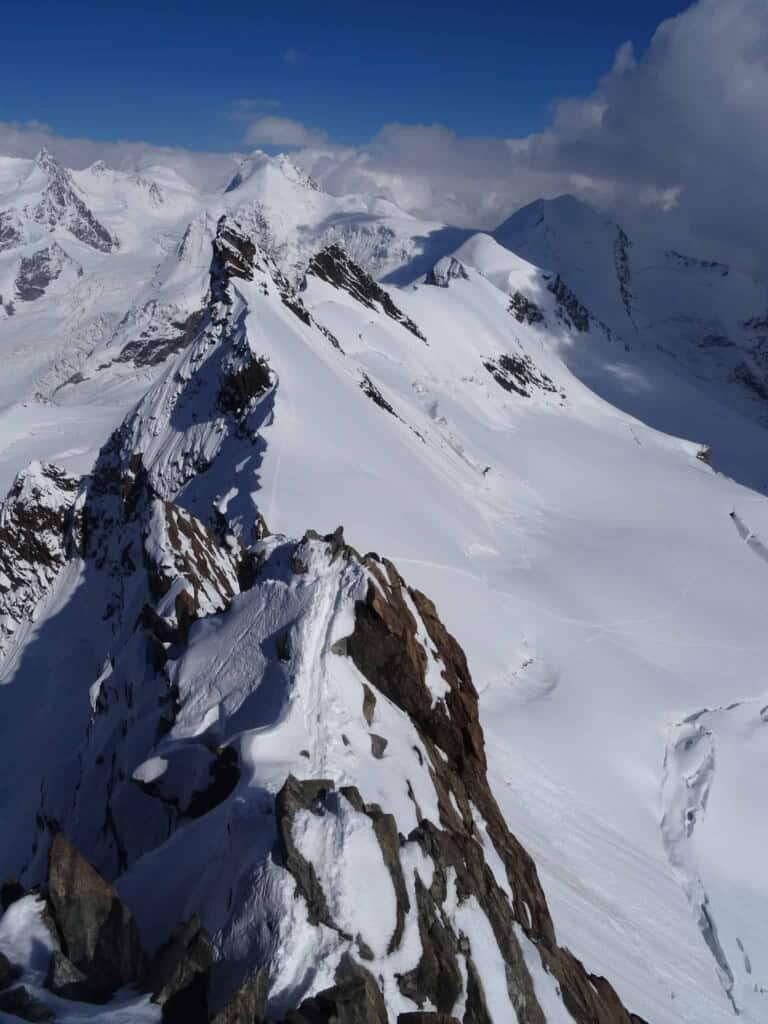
[1,0,764,267]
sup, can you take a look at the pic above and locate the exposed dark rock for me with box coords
[483,353,558,399]
[696,445,712,465]
[425,257,469,289]
[31,148,117,252]
[146,914,213,1005]
[291,527,359,575]
[464,956,493,1024]
[161,967,209,1024]
[274,777,339,930]
[370,734,388,759]
[361,684,376,725]
[218,354,272,415]
[397,872,463,1015]
[359,372,399,417]
[45,948,100,1001]
[213,217,258,288]
[346,559,485,773]
[614,228,634,322]
[46,833,145,1000]
[116,307,206,367]
[547,274,591,332]
[285,953,387,1024]
[0,986,53,1021]
[0,209,23,252]
[15,243,80,301]
[339,787,410,954]
[0,462,80,658]
[666,249,729,276]
[143,498,242,641]
[0,952,21,990]
[341,553,643,1024]
[307,244,426,341]
[212,215,342,354]
[1,878,27,912]
[508,291,545,326]
[209,967,268,1024]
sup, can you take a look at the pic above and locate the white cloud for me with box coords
[282,48,304,65]
[242,116,327,149]
[0,119,239,191]
[287,0,768,268]
[1,1,765,268]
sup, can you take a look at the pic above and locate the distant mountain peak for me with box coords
[223,150,319,196]
[496,193,616,239]
[25,149,119,252]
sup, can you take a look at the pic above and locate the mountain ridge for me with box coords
[0,150,767,1023]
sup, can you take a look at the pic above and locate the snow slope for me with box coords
[0,148,451,496]
[494,196,768,487]
[0,157,767,1023]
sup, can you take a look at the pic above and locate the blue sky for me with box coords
[4,0,690,150]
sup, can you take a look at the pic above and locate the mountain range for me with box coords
[0,146,766,1024]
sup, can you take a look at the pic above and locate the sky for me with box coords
[1,0,766,271]
[4,0,689,149]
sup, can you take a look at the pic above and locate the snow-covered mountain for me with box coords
[0,150,767,1024]
[494,196,768,485]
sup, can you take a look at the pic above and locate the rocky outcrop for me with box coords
[217,350,272,415]
[46,833,145,1000]
[29,148,117,252]
[306,244,426,341]
[210,968,268,1024]
[0,208,24,252]
[508,291,545,326]
[45,948,99,1001]
[283,954,387,1024]
[338,554,645,1024]
[115,304,206,368]
[275,777,339,931]
[425,257,469,288]
[143,498,242,638]
[0,461,79,660]
[146,914,213,1005]
[483,353,558,399]
[14,241,82,302]
[0,985,53,1021]
[546,274,591,333]
[359,371,400,418]
[0,201,649,1024]
[666,249,729,276]
[613,228,634,322]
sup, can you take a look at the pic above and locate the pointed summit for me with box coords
[27,148,118,253]
[34,146,61,176]
[494,194,616,246]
